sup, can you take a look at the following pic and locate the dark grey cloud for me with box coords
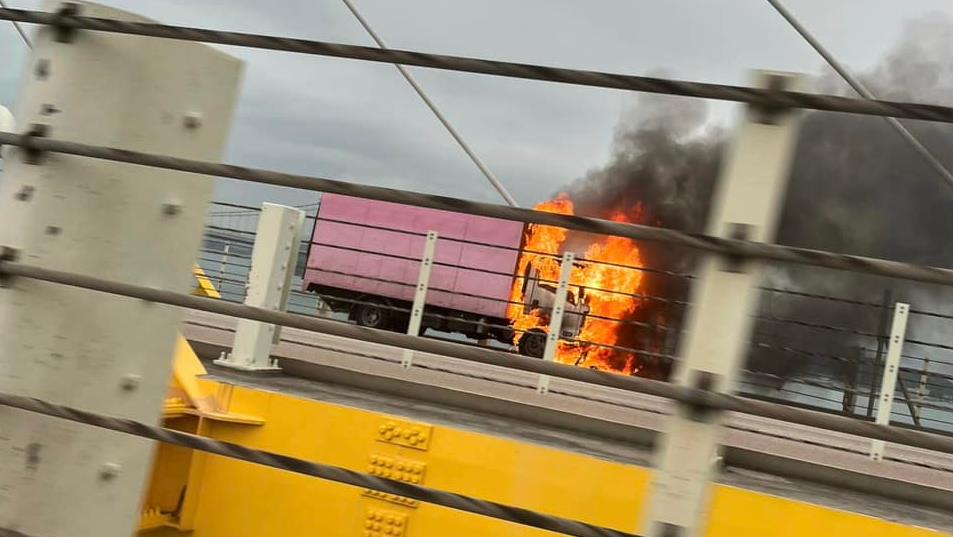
[552,12,953,381]
[3,0,953,210]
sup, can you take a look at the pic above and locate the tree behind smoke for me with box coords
[562,14,953,384]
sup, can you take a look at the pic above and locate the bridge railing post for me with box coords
[401,230,438,368]
[0,2,242,536]
[641,71,805,537]
[216,203,305,371]
[536,252,574,394]
[870,302,910,461]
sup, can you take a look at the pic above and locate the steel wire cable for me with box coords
[195,256,251,272]
[270,221,895,308]
[4,133,953,288]
[0,0,30,49]
[307,241,688,305]
[215,227,893,317]
[211,282,678,358]
[198,247,253,261]
[312,216,695,280]
[303,254,880,334]
[196,274,247,288]
[233,217,908,302]
[751,341,953,393]
[295,278,674,340]
[743,372,875,397]
[757,341,953,395]
[305,264,524,307]
[751,340,863,366]
[758,286,884,308]
[200,261,945,370]
[559,337,678,362]
[209,201,263,212]
[193,318,526,381]
[203,232,255,247]
[6,260,953,455]
[220,285,682,359]
[185,316,953,438]
[906,338,953,353]
[279,290,522,334]
[338,0,518,208]
[725,421,953,473]
[197,317,953,433]
[743,342,953,395]
[908,308,953,321]
[205,224,258,236]
[765,0,953,192]
[562,309,678,332]
[196,256,251,269]
[753,313,881,339]
[4,7,953,122]
[199,265,952,388]
[739,383,856,408]
[259,313,953,427]
[303,263,680,333]
[750,342,949,384]
[0,392,637,537]
[207,225,314,246]
[217,226,896,320]
[740,388,953,431]
[210,200,320,216]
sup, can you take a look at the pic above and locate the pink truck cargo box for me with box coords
[303,194,525,319]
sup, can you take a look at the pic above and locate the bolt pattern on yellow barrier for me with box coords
[368,455,426,484]
[363,508,408,537]
[364,454,427,508]
[150,379,951,537]
[377,419,432,450]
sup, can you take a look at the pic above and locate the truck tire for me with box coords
[354,300,391,331]
[517,328,547,358]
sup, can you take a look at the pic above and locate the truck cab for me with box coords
[516,258,590,358]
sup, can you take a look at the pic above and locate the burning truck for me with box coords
[303,193,653,374]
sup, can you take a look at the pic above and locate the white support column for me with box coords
[402,231,438,368]
[537,252,574,394]
[870,302,910,461]
[0,3,241,537]
[216,203,305,371]
[642,71,804,537]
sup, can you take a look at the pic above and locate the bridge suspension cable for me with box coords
[3,258,953,456]
[0,0,30,48]
[3,130,953,286]
[765,0,953,192]
[0,394,636,537]
[2,6,953,122]
[339,0,518,207]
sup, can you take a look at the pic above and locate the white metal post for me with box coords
[642,72,804,537]
[218,243,230,289]
[0,3,242,536]
[402,231,438,368]
[537,252,574,394]
[870,302,910,461]
[216,203,305,371]
[916,358,930,422]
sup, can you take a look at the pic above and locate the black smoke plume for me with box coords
[560,14,953,384]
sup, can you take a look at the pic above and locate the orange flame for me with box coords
[508,195,646,375]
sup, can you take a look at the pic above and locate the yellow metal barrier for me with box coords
[140,351,950,537]
[192,264,222,299]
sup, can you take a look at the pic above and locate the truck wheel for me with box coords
[354,301,391,330]
[518,328,547,358]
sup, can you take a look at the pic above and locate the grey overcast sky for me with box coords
[2,0,953,208]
